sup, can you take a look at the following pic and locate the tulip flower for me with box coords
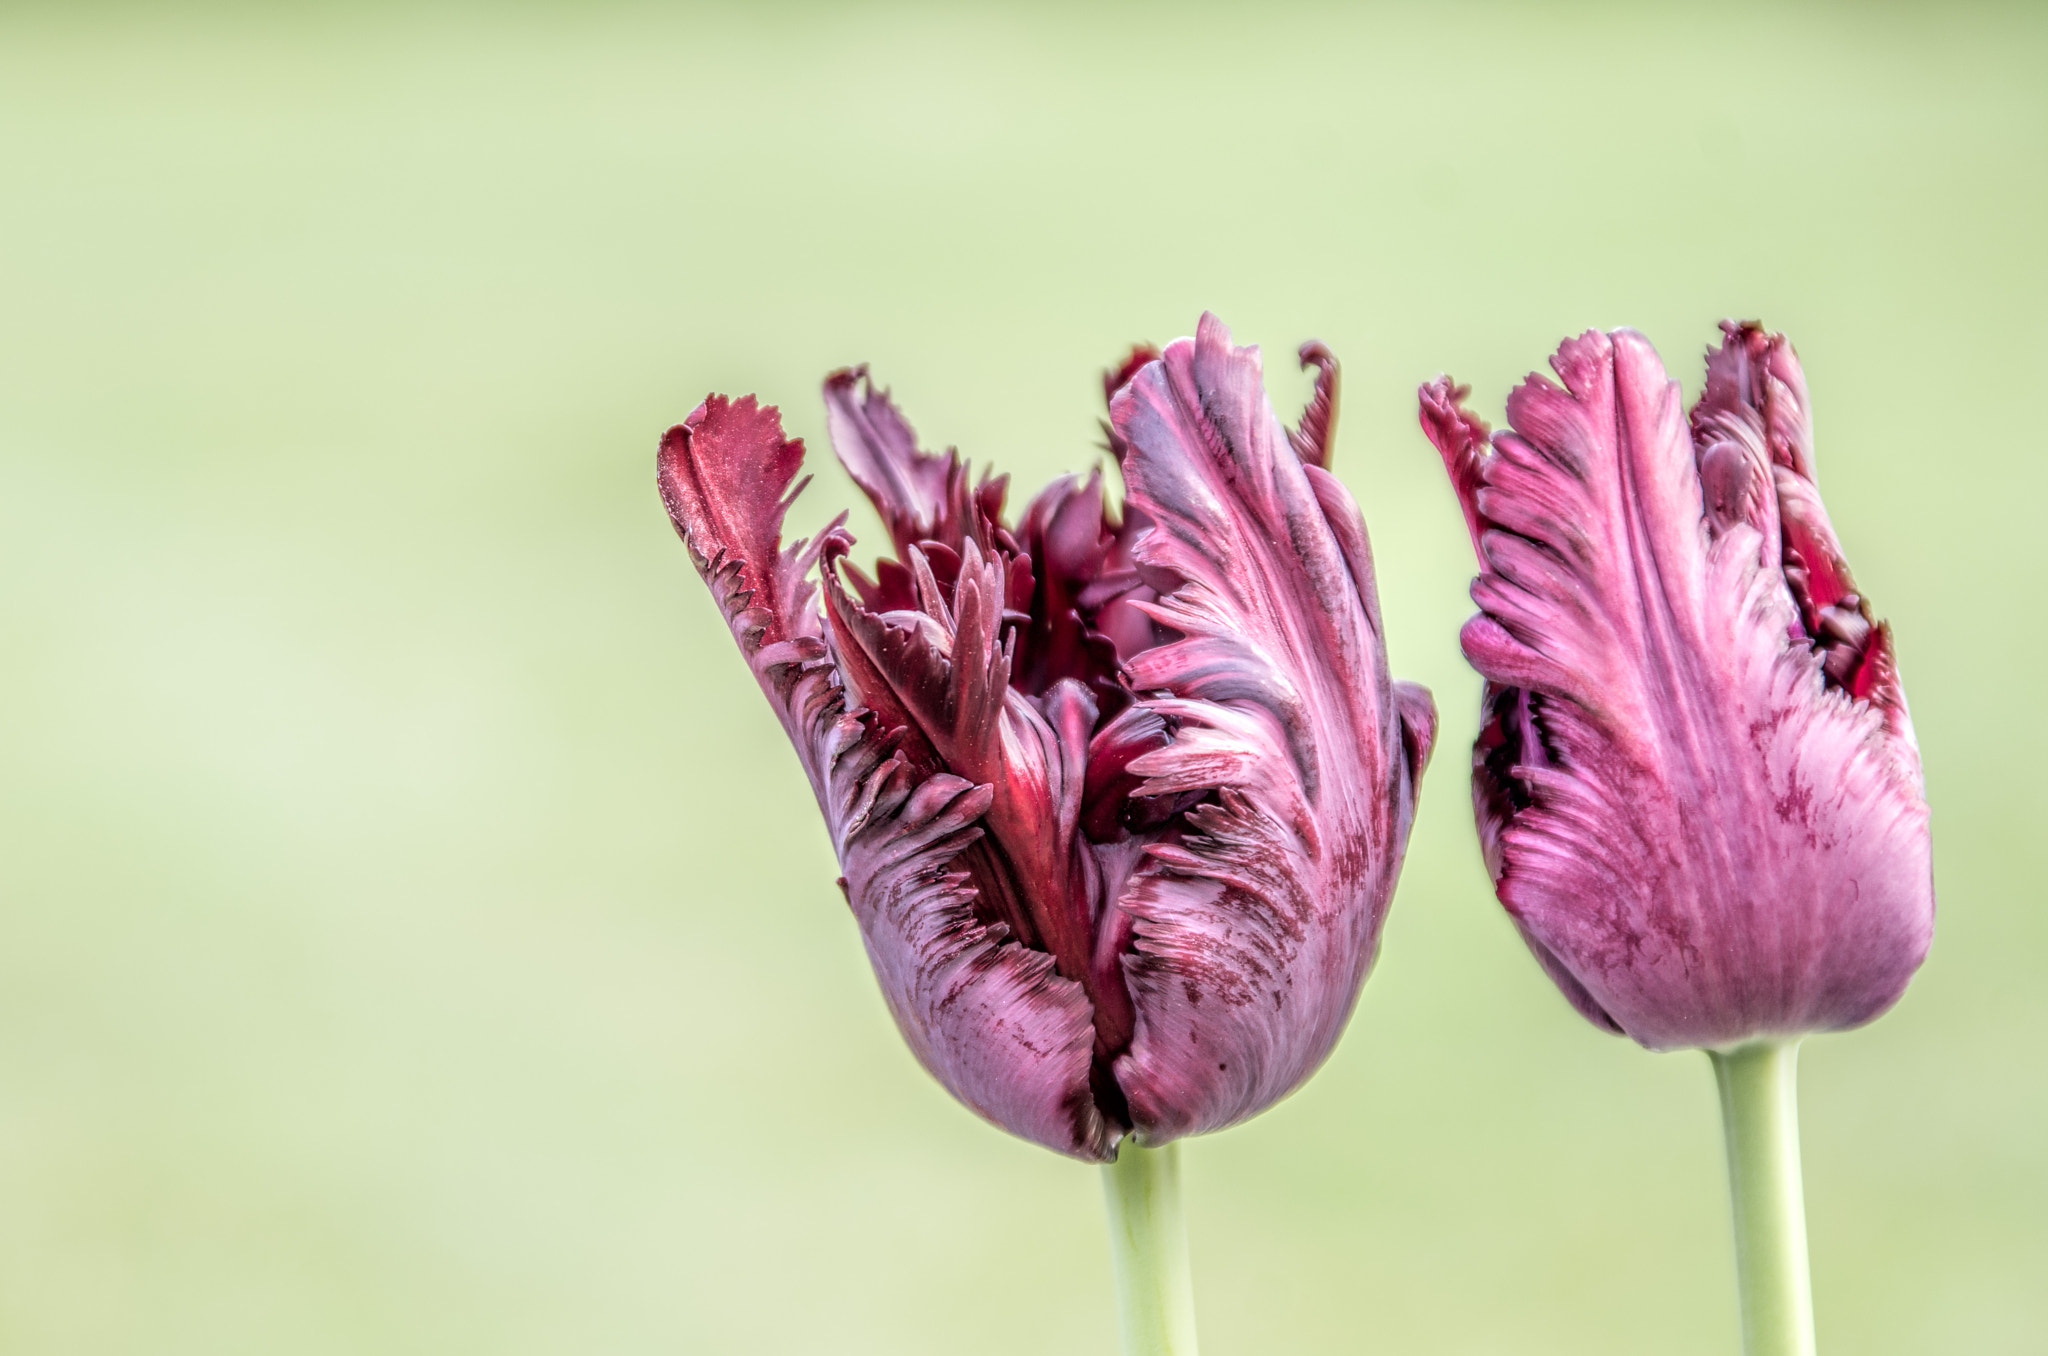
[1421,322,1934,1356]
[661,315,1433,1354]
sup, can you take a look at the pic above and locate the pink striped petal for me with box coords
[1109,315,1434,1140]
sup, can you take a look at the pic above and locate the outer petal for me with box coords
[1421,332,1933,1050]
[659,397,1110,1159]
[657,396,836,794]
[1106,316,1433,1142]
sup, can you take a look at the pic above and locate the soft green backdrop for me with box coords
[1,3,2041,1352]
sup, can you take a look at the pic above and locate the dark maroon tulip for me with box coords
[661,315,1434,1160]
[1420,322,1934,1051]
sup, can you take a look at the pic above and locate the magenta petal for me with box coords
[1107,315,1431,1140]
[1422,329,1934,1050]
[658,395,820,651]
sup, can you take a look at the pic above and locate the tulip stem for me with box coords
[1711,1039,1816,1356]
[1100,1139,1199,1356]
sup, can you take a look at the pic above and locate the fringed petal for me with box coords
[658,396,843,807]
[1419,376,1493,553]
[660,395,1104,1158]
[658,395,823,649]
[1105,315,1430,1141]
[1693,322,1916,743]
[823,366,1009,560]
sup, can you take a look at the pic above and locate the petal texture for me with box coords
[822,366,1008,561]
[1422,328,1934,1050]
[1109,315,1433,1140]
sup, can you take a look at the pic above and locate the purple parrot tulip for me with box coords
[660,314,1434,1160]
[1419,322,1934,1052]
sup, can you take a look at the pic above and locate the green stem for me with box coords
[1100,1139,1199,1356]
[1710,1040,1816,1356]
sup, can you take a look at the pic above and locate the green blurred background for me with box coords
[2,2,2042,1352]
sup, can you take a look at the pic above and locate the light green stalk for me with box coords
[1710,1039,1816,1356]
[1100,1139,1199,1356]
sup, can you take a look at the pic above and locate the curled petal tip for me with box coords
[1417,376,1491,552]
[1104,343,1162,408]
[1394,680,1438,787]
[657,393,815,646]
[1290,341,1340,468]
